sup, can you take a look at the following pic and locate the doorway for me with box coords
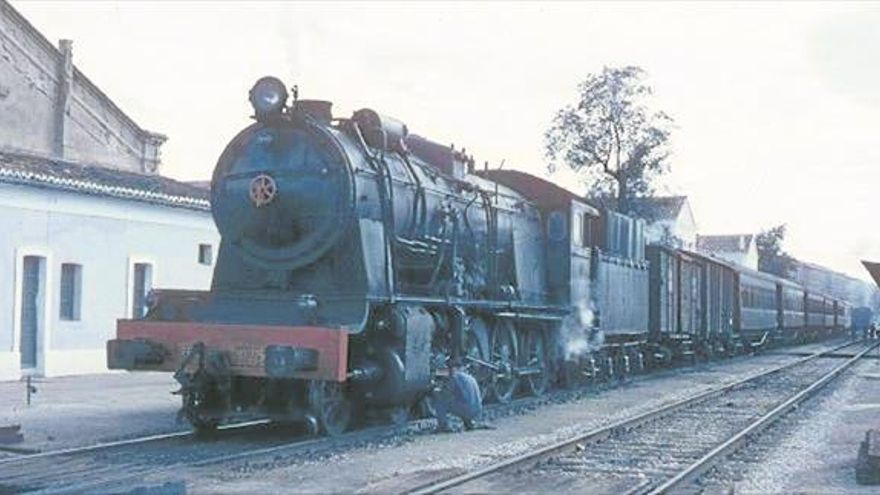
[20,255,45,371]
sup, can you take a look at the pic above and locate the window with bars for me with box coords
[59,263,82,321]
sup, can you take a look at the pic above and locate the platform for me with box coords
[0,372,179,455]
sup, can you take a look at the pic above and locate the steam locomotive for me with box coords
[108,76,850,435]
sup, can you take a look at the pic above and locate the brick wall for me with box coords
[0,1,165,173]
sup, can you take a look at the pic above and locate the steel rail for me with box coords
[34,423,398,495]
[648,340,880,494]
[0,418,270,467]
[0,336,775,468]
[1,339,859,494]
[406,339,867,495]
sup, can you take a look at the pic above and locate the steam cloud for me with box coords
[559,302,604,360]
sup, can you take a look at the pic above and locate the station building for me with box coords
[0,1,218,380]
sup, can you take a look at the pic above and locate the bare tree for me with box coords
[545,66,673,213]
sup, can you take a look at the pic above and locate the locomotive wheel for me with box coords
[489,320,519,403]
[638,350,647,373]
[654,345,673,367]
[307,381,352,437]
[585,356,600,386]
[192,418,220,436]
[604,353,615,381]
[520,329,550,397]
[416,393,437,420]
[183,390,220,436]
[560,359,582,389]
[611,350,632,382]
[385,406,410,429]
[465,317,492,403]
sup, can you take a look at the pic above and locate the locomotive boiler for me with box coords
[108,76,566,434]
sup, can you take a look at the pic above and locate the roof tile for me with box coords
[0,150,210,211]
[697,234,754,254]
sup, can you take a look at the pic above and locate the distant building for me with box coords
[0,1,217,380]
[629,196,698,249]
[696,234,758,270]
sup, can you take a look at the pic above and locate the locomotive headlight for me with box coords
[249,76,288,118]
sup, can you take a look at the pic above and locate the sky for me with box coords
[12,1,880,280]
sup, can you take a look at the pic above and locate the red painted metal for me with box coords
[116,320,349,381]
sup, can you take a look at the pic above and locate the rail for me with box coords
[406,339,875,494]
[649,339,879,494]
[0,419,268,467]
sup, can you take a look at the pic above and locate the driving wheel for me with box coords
[307,380,352,437]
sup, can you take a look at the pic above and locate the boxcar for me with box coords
[686,250,738,354]
[647,246,680,353]
[646,245,704,360]
[679,252,703,341]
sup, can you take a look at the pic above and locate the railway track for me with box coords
[0,415,405,495]
[0,418,270,465]
[0,339,862,494]
[406,339,878,494]
[0,387,565,493]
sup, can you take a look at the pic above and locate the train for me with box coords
[107,76,851,435]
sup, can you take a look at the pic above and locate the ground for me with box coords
[0,372,179,455]
[730,347,880,494]
[0,341,872,494]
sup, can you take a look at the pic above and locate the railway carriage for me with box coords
[646,245,703,362]
[823,297,836,334]
[681,249,739,356]
[736,268,780,349]
[836,301,852,332]
[777,278,807,344]
[804,292,828,341]
[647,247,751,361]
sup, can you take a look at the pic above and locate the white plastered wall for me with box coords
[0,183,218,380]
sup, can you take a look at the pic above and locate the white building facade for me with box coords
[0,2,220,381]
[696,234,759,270]
[0,153,218,380]
[631,196,698,250]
